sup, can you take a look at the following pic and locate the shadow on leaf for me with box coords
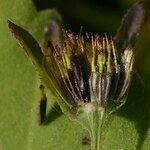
[116,73,150,150]
[43,102,63,125]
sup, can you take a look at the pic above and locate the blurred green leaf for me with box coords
[0,0,150,150]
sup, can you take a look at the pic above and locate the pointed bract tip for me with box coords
[8,20,12,30]
[114,1,145,49]
[8,20,17,34]
[8,20,13,29]
[134,1,145,15]
[138,0,144,6]
[7,20,12,26]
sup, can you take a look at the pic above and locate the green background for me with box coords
[0,0,150,149]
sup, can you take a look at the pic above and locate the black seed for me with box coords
[47,40,55,52]
[114,66,126,100]
[109,69,121,100]
[67,69,82,103]
[60,78,77,106]
[39,85,47,124]
[71,54,91,103]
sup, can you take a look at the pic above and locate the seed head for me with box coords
[45,31,134,108]
[8,1,145,114]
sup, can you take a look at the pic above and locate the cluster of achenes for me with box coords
[50,31,133,107]
[8,2,144,150]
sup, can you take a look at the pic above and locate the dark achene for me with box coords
[49,31,131,107]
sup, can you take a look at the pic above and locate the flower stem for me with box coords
[87,107,105,150]
[76,104,105,150]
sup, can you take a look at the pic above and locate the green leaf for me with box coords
[0,0,150,150]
